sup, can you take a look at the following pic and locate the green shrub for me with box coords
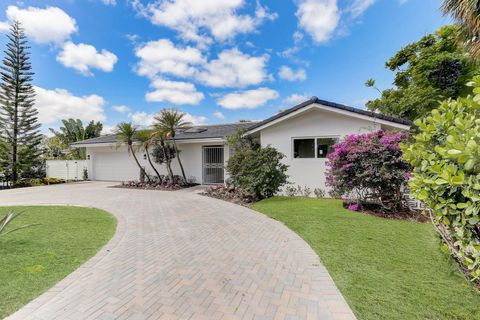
[402,76,480,283]
[12,179,33,188]
[313,188,326,198]
[285,185,297,197]
[30,178,43,186]
[43,178,65,185]
[226,146,288,200]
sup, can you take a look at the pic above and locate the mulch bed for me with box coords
[112,183,198,191]
[343,202,429,222]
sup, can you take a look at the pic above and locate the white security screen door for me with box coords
[202,146,224,184]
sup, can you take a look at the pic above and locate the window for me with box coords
[294,139,315,158]
[293,137,338,159]
[317,138,337,158]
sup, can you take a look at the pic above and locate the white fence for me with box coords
[46,160,87,181]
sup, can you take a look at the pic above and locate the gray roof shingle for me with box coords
[71,122,257,146]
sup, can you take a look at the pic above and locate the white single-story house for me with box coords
[71,97,411,189]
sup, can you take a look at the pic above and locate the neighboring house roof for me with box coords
[71,122,257,146]
[246,96,412,133]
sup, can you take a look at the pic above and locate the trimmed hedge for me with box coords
[402,76,480,283]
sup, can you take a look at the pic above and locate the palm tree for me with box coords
[153,109,192,182]
[136,129,162,182]
[49,118,103,159]
[115,122,149,182]
[442,0,480,56]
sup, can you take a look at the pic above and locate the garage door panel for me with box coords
[92,151,140,181]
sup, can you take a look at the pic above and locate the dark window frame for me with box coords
[292,136,339,159]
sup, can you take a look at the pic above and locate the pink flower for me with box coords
[348,203,360,211]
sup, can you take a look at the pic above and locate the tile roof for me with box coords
[71,122,257,146]
[246,96,412,132]
[72,97,411,147]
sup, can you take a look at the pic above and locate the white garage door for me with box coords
[92,151,140,181]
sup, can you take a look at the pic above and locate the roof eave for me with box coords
[245,98,411,135]
[71,137,226,148]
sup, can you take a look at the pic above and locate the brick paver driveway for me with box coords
[1,182,355,320]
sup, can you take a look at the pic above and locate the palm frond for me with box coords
[0,209,39,237]
[152,108,193,138]
[442,0,480,56]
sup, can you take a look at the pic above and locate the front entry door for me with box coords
[202,146,224,184]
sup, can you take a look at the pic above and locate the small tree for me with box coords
[326,130,410,211]
[227,146,288,200]
[402,76,480,283]
[365,25,478,121]
[151,140,176,182]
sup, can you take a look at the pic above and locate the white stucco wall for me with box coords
[86,141,228,184]
[259,108,381,191]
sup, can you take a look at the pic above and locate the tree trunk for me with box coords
[145,146,162,181]
[172,138,187,182]
[160,139,174,182]
[129,144,150,182]
[12,56,19,185]
[166,158,174,182]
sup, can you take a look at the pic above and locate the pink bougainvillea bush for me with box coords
[326,130,410,212]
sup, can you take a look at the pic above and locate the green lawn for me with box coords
[253,197,480,320]
[0,206,116,318]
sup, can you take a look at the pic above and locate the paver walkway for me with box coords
[1,182,356,320]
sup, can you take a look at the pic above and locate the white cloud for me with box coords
[135,0,276,45]
[129,111,156,126]
[34,86,106,125]
[218,87,278,110]
[278,66,306,81]
[284,93,309,105]
[213,111,225,120]
[197,48,268,88]
[102,124,117,134]
[101,0,117,5]
[112,105,130,113]
[279,31,305,58]
[347,0,377,18]
[126,33,140,44]
[135,41,268,88]
[295,0,339,44]
[145,78,204,105]
[135,39,204,79]
[293,31,304,43]
[0,21,9,32]
[129,111,207,126]
[184,113,208,125]
[57,42,118,75]
[1,6,77,44]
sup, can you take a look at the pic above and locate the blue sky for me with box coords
[0,0,449,133]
